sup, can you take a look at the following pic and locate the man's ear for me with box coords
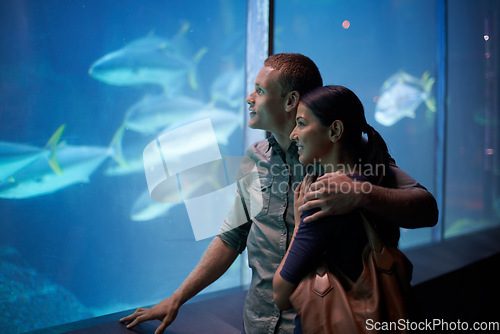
[285,91,300,112]
[330,120,344,142]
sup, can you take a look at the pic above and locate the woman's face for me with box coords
[290,102,334,165]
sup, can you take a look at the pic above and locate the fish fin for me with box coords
[45,124,66,149]
[48,154,63,175]
[177,22,190,37]
[45,124,66,175]
[423,76,436,93]
[188,73,198,90]
[188,47,209,90]
[425,97,437,112]
[422,74,436,112]
[420,71,430,84]
[110,125,129,166]
[400,70,415,82]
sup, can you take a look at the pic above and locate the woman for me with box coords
[272,85,400,332]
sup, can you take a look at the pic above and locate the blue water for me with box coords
[0,0,246,332]
[1,0,499,332]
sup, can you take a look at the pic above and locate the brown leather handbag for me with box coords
[289,211,416,334]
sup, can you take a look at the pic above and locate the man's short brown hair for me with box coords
[264,53,323,97]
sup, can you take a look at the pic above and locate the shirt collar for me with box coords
[266,135,299,162]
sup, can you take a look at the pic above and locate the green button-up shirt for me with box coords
[219,136,304,334]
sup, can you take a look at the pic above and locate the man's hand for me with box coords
[293,173,317,222]
[119,297,180,334]
[298,171,364,223]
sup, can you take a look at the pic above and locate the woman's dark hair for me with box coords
[300,85,391,185]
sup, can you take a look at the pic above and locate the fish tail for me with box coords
[45,124,66,175]
[110,124,128,166]
[425,97,436,112]
[420,71,430,84]
[188,47,209,90]
[178,21,190,36]
[423,75,436,112]
[423,76,435,93]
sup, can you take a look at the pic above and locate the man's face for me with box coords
[245,66,289,133]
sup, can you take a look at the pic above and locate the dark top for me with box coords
[280,174,370,285]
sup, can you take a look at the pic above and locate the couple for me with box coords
[120,53,438,334]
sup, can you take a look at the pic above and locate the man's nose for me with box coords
[245,92,254,105]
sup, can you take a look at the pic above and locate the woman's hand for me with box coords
[294,173,317,225]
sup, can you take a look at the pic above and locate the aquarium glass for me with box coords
[0,0,247,332]
[444,0,500,238]
[2,0,500,332]
[275,0,439,248]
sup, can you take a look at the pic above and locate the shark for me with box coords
[0,124,65,182]
[123,94,208,135]
[159,107,242,146]
[107,100,242,172]
[88,31,207,95]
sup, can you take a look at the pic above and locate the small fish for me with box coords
[88,30,207,95]
[0,124,65,181]
[374,71,436,126]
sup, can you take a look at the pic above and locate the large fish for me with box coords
[0,124,65,181]
[374,71,436,126]
[159,107,242,146]
[124,94,208,135]
[0,143,111,199]
[88,31,207,94]
[108,102,241,171]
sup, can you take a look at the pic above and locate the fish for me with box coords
[159,107,242,146]
[109,102,241,170]
[0,124,65,181]
[0,143,112,199]
[374,71,436,126]
[88,30,208,94]
[123,94,208,135]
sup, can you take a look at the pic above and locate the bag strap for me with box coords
[359,211,395,272]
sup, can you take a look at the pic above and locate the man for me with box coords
[120,53,438,334]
